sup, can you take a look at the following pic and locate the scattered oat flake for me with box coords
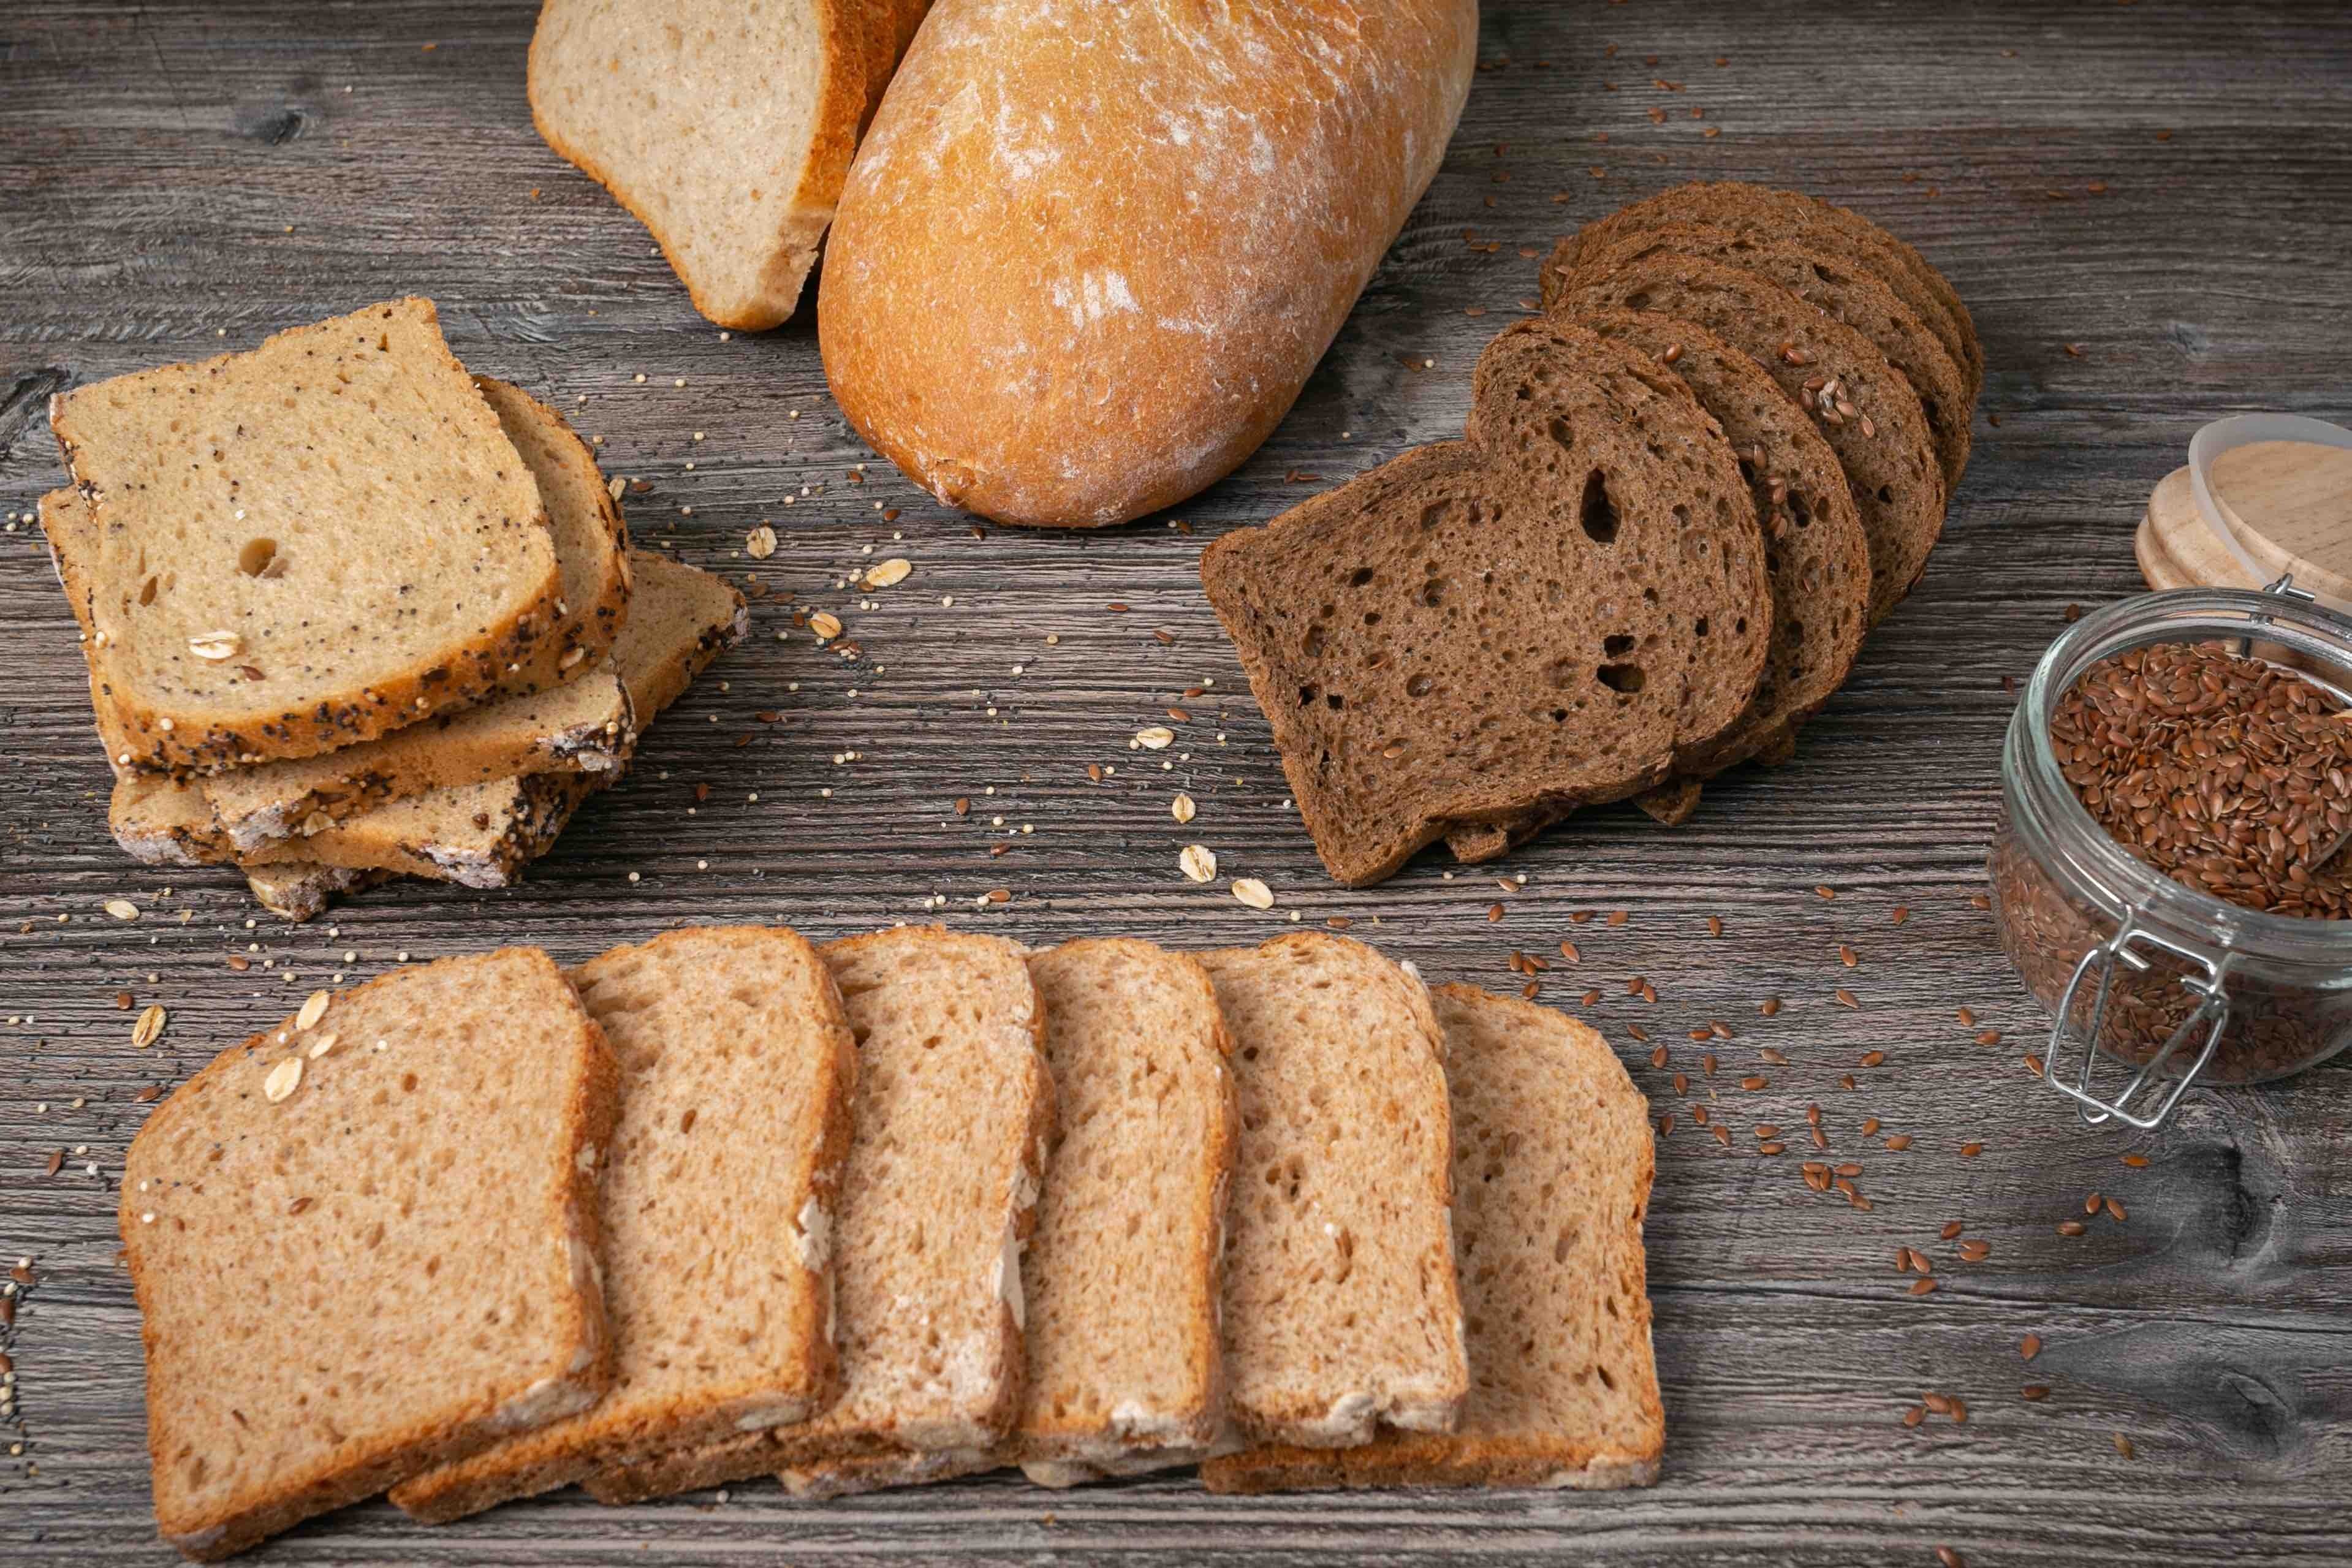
[809,611,844,641]
[1171,793,1197,824]
[188,629,243,661]
[131,1004,167,1049]
[105,899,140,922]
[1180,844,1218,883]
[295,990,332,1031]
[865,557,911,588]
[746,525,778,559]
[264,1058,303,1103]
[1232,877,1275,911]
[1135,726,1175,750]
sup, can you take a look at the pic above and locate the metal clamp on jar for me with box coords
[1991,417,2352,1130]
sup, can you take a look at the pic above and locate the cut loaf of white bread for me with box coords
[776,936,1238,1500]
[50,300,564,771]
[583,926,1053,1504]
[528,0,873,331]
[1199,933,1467,1449]
[119,949,619,1560]
[391,926,858,1523]
[1204,985,1664,1493]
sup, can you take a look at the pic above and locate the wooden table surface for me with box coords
[3,2,2350,1563]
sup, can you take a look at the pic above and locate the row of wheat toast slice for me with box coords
[122,928,1659,1559]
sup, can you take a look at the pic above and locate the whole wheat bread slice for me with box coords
[1199,933,1465,1449]
[528,1,869,330]
[583,926,1053,1504]
[1008,937,1236,1483]
[1441,308,1874,859]
[1552,256,1946,628]
[50,299,564,772]
[238,774,597,888]
[42,484,625,848]
[1540,181,1981,406]
[120,948,619,1560]
[1205,985,1661,1494]
[1562,225,1972,492]
[473,376,634,692]
[1202,317,1770,885]
[390,926,858,1524]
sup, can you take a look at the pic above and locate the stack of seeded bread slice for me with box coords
[1204,183,1977,884]
[42,299,746,919]
[124,926,1659,1557]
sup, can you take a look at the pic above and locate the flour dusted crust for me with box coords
[818,0,1479,528]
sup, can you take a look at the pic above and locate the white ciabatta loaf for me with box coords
[818,0,1479,529]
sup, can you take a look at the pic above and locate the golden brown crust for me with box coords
[122,949,618,1559]
[526,1,868,331]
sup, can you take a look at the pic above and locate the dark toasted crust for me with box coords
[1203,320,1769,886]
[122,949,619,1559]
[1540,181,1981,405]
[1553,256,1944,629]
[1564,225,1973,493]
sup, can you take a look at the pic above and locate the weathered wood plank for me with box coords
[2,0,2351,1562]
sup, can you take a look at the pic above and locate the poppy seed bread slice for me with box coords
[1204,985,1662,1494]
[1552,256,1945,629]
[1010,938,1237,1483]
[50,298,564,773]
[1200,933,1466,1448]
[583,925,1054,1504]
[474,376,633,694]
[237,774,599,888]
[1202,317,1770,885]
[1541,181,1981,405]
[391,926,858,1524]
[1563,225,1972,493]
[121,948,619,1561]
[528,0,869,330]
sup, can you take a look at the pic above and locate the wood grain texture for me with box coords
[2,1,2350,1562]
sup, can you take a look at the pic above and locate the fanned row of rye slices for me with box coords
[1204,182,1979,887]
[40,298,745,920]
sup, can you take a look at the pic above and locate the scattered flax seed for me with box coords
[1959,1142,1983,1158]
[2022,1384,2050,1401]
[1712,1126,1731,1148]
[1232,878,1275,911]
[1673,1072,1688,1094]
[1909,1278,1937,1296]
[1815,884,1835,900]
[1759,1142,1785,1156]
[2085,1192,2104,1215]
[1809,1126,1827,1150]
[131,1004,167,1049]
[1958,1240,1992,1262]
[1804,1104,1820,1124]
[1975,1030,2001,1046]
[1705,914,1722,936]
[1957,1006,1976,1026]
[1694,1107,1709,1126]
[1607,910,1628,926]
[1840,1074,1857,1090]
[1582,990,1601,1006]
[2105,1197,2128,1222]
[1837,1163,1862,1177]
[985,888,1011,904]
[2057,1220,2087,1237]
[2024,1053,2047,1076]
[1629,1025,1650,1043]
[1938,1546,1967,1568]
[1835,989,1860,1009]
[1558,940,1580,963]
[1759,1048,1789,1066]
[1838,944,1859,967]
[1902,1405,1925,1428]
[1862,1118,1881,1137]
[44,1151,62,1177]
[1885,1134,1913,1151]
[1739,1075,1767,1091]
[1701,1053,1718,1077]
[1648,1045,1668,1069]
[1641,982,1658,1004]
[1891,906,1910,924]
[1570,911,1594,924]
[1940,1221,1964,1240]
[2020,1334,2043,1361]
[1759,997,1781,1017]
[1860,1050,1886,1067]
[2122,1153,2150,1168]
[1710,1021,1732,1041]
[1487,904,1504,923]
[2113,1433,2136,1459]
[1688,1027,1712,1042]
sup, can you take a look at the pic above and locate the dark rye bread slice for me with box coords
[1541,181,1981,407]
[1443,310,1873,860]
[1553,256,1944,629]
[1562,225,1972,493]
[50,299,565,774]
[120,949,620,1559]
[1204,985,1661,1494]
[1202,318,1770,886]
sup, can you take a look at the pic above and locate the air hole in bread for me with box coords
[238,538,282,578]
[1877,485,1894,503]
[1407,674,1433,699]
[1596,663,1645,695]
[1326,694,1345,711]
[1577,471,1618,545]
[1603,634,1634,657]
[1693,618,1709,638]
[1349,567,1375,586]
[1303,624,1326,658]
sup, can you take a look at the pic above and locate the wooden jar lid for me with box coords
[2138,438,2352,601]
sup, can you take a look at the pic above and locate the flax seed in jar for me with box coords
[1989,587,2352,1123]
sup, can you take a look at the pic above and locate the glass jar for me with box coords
[1988,583,2352,1128]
